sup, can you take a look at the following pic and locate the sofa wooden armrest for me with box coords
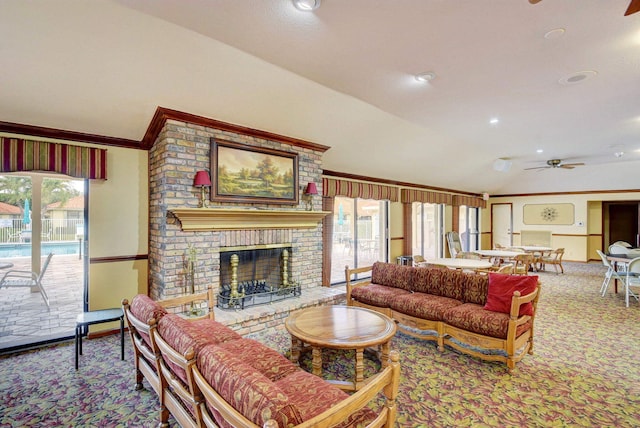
[153,332,203,428]
[345,264,373,305]
[154,288,216,321]
[121,289,216,397]
[192,350,401,428]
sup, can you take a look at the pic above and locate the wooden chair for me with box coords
[538,248,565,274]
[0,252,52,309]
[477,263,514,275]
[456,251,482,260]
[413,255,426,266]
[513,253,534,275]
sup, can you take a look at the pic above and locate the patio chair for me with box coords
[0,253,53,309]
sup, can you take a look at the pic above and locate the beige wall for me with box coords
[88,145,148,310]
[484,192,640,262]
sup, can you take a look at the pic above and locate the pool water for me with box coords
[0,241,80,257]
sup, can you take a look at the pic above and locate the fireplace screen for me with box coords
[218,247,300,310]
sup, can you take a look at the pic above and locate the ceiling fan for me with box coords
[529,0,640,15]
[524,159,585,171]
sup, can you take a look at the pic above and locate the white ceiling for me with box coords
[1,0,639,195]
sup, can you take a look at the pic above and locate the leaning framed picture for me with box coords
[210,138,299,205]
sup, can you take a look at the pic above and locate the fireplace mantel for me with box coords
[170,208,330,231]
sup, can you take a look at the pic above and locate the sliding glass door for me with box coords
[330,196,389,284]
[412,202,444,259]
[0,172,86,350]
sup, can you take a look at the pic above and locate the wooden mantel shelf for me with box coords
[170,208,331,231]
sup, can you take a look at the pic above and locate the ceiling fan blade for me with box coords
[625,0,640,15]
[524,166,549,171]
[561,162,585,167]
[559,165,575,169]
[528,0,543,3]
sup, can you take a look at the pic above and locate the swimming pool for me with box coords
[0,241,80,257]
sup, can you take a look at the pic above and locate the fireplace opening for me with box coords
[218,246,300,310]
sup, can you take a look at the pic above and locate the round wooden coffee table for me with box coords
[285,305,396,391]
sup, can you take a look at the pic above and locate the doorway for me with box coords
[604,201,639,249]
[0,173,86,350]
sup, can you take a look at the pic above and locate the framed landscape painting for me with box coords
[210,138,299,205]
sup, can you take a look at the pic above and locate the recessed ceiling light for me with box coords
[544,28,566,40]
[559,70,598,85]
[489,118,499,125]
[614,151,625,158]
[415,71,436,83]
[536,149,544,153]
[292,0,321,11]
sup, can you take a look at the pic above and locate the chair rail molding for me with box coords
[169,208,330,231]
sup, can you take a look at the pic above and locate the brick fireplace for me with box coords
[147,115,330,312]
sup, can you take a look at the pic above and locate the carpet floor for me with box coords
[1,261,638,427]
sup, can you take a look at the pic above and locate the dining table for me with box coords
[511,245,552,253]
[475,250,523,259]
[427,258,493,271]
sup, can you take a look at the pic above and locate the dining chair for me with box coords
[608,243,630,256]
[612,240,633,248]
[413,255,426,266]
[456,252,482,260]
[513,253,534,275]
[597,250,626,296]
[624,257,640,307]
[538,248,565,274]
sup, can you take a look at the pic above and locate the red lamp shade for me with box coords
[304,182,318,195]
[193,171,212,187]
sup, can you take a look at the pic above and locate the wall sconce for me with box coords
[193,170,212,208]
[303,182,318,211]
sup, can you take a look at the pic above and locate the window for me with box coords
[459,205,480,252]
[412,202,444,259]
[330,196,389,284]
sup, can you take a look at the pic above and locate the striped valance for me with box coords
[401,189,452,205]
[323,177,399,202]
[0,138,107,180]
[452,194,486,208]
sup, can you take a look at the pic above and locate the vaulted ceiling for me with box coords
[1,1,639,194]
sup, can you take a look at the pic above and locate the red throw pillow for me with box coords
[484,273,538,316]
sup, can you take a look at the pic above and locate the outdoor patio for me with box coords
[0,254,83,350]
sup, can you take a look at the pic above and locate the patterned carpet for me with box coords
[1,261,639,427]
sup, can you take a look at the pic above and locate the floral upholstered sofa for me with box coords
[123,292,401,428]
[346,262,540,371]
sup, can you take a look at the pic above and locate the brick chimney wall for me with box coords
[148,119,324,301]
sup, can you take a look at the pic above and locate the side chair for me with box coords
[597,250,626,296]
[538,248,565,274]
[0,252,53,309]
[513,253,534,275]
[624,257,640,307]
